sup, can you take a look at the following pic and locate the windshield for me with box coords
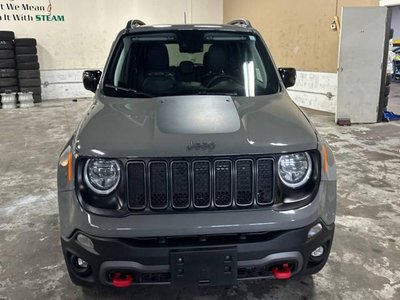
[103,30,280,98]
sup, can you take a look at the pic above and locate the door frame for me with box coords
[377,7,392,121]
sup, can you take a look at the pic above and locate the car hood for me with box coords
[75,93,318,158]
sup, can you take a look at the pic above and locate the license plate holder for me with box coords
[170,248,237,286]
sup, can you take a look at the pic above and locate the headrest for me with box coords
[207,44,227,72]
[146,43,169,71]
[179,61,194,74]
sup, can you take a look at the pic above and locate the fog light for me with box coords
[76,234,94,250]
[69,254,91,276]
[308,223,323,238]
[77,258,88,268]
[311,246,324,258]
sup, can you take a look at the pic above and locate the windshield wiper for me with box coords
[104,84,153,98]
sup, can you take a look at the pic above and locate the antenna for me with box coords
[184,12,187,24]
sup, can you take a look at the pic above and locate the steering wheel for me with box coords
[205,74,242,88]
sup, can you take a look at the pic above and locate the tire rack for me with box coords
[0,31,42,106]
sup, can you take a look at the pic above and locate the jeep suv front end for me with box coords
[57,19,336,288]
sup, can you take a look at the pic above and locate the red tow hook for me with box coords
[112,273,133,288]
[272,263,292,280]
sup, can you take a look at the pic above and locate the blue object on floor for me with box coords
[383,110,400,121]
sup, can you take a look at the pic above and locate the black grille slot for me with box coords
[149,162,168,209]
[214,160,232,207]
[171,162,190,209]
[257,159,274,205]
[127,162,146,209]
[236,159,253,206]
[193,161,211,208]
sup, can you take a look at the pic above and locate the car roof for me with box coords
[123,24,254,35]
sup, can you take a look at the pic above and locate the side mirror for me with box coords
[279,68,296,88]
[83,70,102,93]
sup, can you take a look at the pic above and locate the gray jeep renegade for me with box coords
[57,19,336,288]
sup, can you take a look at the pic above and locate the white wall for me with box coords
[288,72,338,113]
[0,0,223,99]
[192,0,223,24]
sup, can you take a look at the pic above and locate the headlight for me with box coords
[278,152,312,189]
[84,159,121,194]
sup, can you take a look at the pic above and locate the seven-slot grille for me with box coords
[127,157,274,211]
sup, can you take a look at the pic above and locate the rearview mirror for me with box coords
[279,68,296,88]
[83,70,102,93]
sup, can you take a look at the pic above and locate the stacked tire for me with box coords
[15,38,41,103]
[0,31,18,97]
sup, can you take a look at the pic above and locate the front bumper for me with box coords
[61,221,334,287]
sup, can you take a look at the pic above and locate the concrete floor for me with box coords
[0,98,399,300]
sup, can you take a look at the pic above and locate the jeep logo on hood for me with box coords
[187,141,216,152]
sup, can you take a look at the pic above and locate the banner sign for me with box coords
[0,0,65,22]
